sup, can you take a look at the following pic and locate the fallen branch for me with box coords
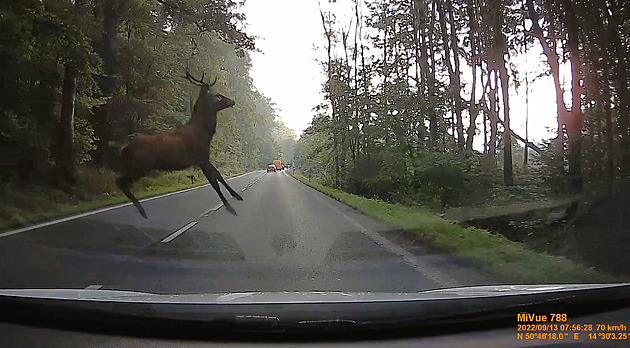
[479,104,549,158]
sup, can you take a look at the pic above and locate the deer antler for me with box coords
[184,68,205,86]
[183,60,207,86]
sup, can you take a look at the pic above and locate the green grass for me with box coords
[291,173,622,284]
[0,166,246,232]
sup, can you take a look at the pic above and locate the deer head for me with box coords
[184,68,235,114]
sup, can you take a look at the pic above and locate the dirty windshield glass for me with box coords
[0,0,629,297]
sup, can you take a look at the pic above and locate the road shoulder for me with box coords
[284,171,503,287]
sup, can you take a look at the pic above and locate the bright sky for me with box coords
[241,0,563,149]
[241,0,325,137]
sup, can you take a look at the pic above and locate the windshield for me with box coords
[0,0,629,300]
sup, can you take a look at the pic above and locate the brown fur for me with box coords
[116,77,242,218]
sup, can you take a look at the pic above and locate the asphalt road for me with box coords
[0,170,497,293]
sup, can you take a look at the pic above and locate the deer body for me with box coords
[121,125,212,172]
[117,71,242,218]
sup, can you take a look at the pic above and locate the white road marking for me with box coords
[0,170,263,238]
[236,171,264,192]
[202,202,225,217]
[160,221,198,243]
[85,285,103,290]
[338,212,460,288]
[241,172,266,193]
[289,175,460,289]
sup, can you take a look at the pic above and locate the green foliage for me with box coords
[345,154,408,202]
[73,118,98,164]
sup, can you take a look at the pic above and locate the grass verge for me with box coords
[0,166,247,232]
[290,173,622,284]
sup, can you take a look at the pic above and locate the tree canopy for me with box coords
[297,0,630,206]
[0,0,294,185]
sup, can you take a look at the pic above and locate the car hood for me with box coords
[0,283,627,303]
[1,284,629,335]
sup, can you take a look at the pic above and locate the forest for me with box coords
[297,0,629,210]
[0,0,296,227]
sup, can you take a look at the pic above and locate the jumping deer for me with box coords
[116,69,243,219]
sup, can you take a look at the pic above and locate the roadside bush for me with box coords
[345,155,407,202]
[416,163,464,208]
[74,166,118,199]
[409,153,469,208]
[346,156,380,196]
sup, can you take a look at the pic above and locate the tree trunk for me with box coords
[417,0,429,95]
[354,0,361,161]
[614,58,630,177]
[411,0,423,151]
[488,70,498,161]
[604,9,630,177]
[51,62,77,186]
[523,9,529,167]
[526,0,565,158]
[499,54,513,186]
[437,0,456,148]
[361,39,370,157]
[428,0,438,147]
[383,4,389,147]
[98,0,121,95]
[603,72,614,194]
[563,0,583,190]
[319,7,339,187]
[523,65,529,167]
[465,0,478,149]
[446,0,464,149]
[483,109,488,154]
[341,29,352,175]
[93,0,123,167]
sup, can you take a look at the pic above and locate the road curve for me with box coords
[0,170,497,293]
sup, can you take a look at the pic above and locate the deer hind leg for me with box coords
[116,176,148,219]
[199,162,238,216]
[206,162,243,201]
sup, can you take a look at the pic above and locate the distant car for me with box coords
[267,164,276,172]
[273,159,283,171]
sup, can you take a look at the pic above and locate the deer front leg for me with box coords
[116,176,148,219]
[199,162,238,216]
[205,162,243,201]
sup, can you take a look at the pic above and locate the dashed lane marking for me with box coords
[160,221,198,243]
[202,203,225,217]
